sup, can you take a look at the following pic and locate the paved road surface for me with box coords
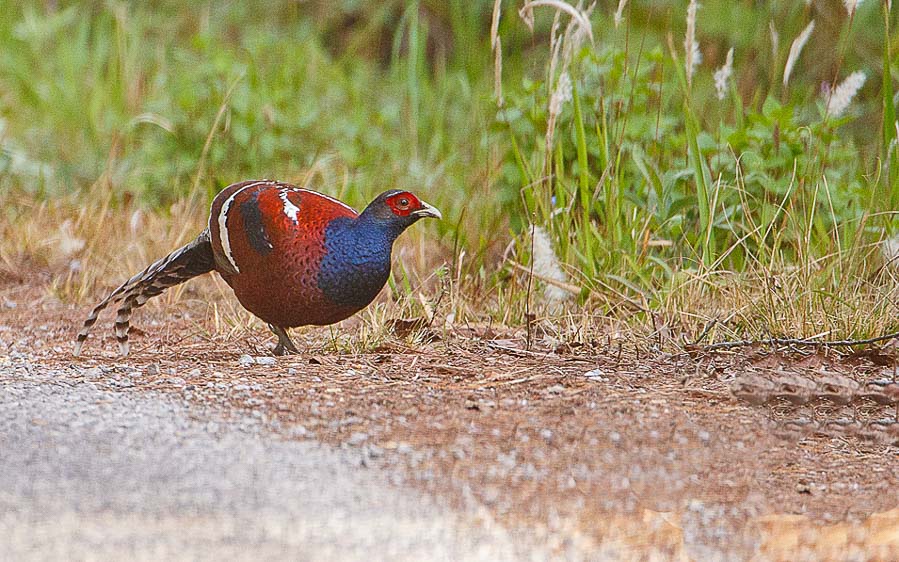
[0,354,549,561]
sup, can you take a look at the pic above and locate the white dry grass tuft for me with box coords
[714,47,734,100]
[684,0,701,86]
[549,72,573,116]
[531,225,574,308]
[614,0,627,28]
[783,20,814,88]
[882,233,899,265]
[54,220,86,257]
[825,71,866,117]
[843,0,863,16]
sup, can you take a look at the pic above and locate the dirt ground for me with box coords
[3,272,899,560]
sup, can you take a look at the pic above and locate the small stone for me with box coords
[698,430,711,442]
[583,368,605,379]
[2,300,17,309]
[545,384,566,395]
[347,432,369,446]
[288,425,308,438]
[609,431,621,443]
[540,428,553,440]
[238,355,254,366]
[287,368,297,375]
[255,356,276,366]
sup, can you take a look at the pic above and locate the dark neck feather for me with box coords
[316,216,400,308]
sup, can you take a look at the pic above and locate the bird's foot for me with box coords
[269,324,300,356]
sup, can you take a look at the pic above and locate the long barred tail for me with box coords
[73,230,216,357]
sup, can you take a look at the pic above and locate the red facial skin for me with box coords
[384,192,423,217]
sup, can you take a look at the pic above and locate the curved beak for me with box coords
[412,200,442,220]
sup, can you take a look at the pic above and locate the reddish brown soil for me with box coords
[2,274,898,558]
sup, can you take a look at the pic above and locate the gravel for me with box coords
[0,354,549,561]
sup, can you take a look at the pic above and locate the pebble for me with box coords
[346,432,369,446]
[238,355,254,366]
[255,357,276,366]
[288,425,309,438]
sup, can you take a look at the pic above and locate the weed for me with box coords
[2,1,899,349]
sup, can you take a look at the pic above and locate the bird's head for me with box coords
[359,190,442,233]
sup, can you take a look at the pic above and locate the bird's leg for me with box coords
[268,324,299,356]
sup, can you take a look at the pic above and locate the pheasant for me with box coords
[74,180,441,356]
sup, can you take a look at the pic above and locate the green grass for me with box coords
[3,0,899,347]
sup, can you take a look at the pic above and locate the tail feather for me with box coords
[74,229,216,357]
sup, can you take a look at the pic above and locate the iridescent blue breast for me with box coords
[317,217,393,308]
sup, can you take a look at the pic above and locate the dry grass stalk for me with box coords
[783,20,815,88]
[613,0,627,28]
[843,0,862,16]
[769,21,779,63]
[525,0,594,162]
[492,0,503,106]
[684,0,701,86]
[519,0,593,42]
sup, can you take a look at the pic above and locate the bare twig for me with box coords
[692,330,899,352]
[689,318,718,345]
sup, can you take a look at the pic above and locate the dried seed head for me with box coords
[714,47,734,100]
[825,71,866,117]
[614,0,627,28]
[769,21,779,63]
[684,0,701,85]
[843,0,863,16]
[783,20,815,87]
[531,225,574,307]
[549,72,573,117]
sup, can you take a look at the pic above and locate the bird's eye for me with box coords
[398,198,410,208]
